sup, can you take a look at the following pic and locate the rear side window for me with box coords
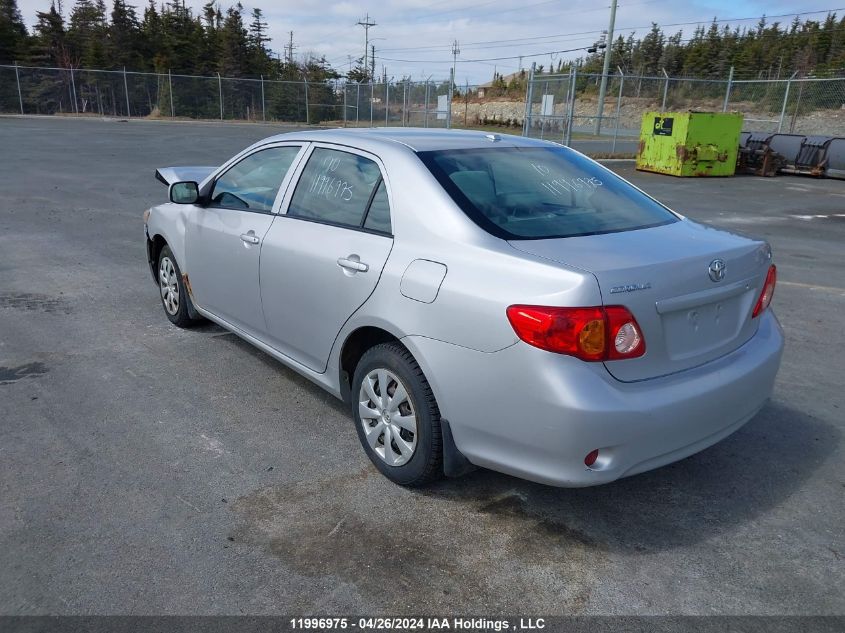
[210,146,301,212]
[418,146,677,239]
[363,181,391,233]
[288,148,386,229]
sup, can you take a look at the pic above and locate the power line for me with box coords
[376,44,591,64]
[377,6,845,55]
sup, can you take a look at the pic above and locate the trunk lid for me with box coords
[509,220,772,382]
[155,166,217,187]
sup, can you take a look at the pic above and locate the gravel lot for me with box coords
[0,116,843,616]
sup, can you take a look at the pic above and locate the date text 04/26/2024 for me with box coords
[289,617,546,630]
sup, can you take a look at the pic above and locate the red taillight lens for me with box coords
[506,305,645,361]
[752,265,777,318]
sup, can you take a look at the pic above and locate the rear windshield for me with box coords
[418,146,677,239]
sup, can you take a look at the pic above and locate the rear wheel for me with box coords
[157,245,201,328]
[352,343,443,486]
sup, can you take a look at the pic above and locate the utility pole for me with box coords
[451,40,460,98]
[595,0,617,136]
[357,13,376,81]
[370,44,376,81]
[284,31,296,65]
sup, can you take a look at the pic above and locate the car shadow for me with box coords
[419,401,838,553]
[207,325,349,416]
[208,327,835,553]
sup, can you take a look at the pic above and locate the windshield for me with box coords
[418,146,678,240]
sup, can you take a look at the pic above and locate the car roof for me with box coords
[260,127,556,153]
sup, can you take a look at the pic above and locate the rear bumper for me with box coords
[404,310,784,487]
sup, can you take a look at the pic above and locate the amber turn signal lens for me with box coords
[578,319,606,356]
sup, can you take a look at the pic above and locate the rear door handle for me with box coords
[337,257,369,273]
[240,232,260,245]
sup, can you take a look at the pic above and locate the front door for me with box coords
[260,146,394,372]
[185,144,303,336]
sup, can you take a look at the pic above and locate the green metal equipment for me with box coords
[635,111,744,177]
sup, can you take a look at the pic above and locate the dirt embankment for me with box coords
[452,95,845,136]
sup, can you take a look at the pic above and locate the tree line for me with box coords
[0,0,338,82]
[2,2,844,82]
[573,13,845,80]
[485,12,845,97]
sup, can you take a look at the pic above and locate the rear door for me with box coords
[259,145,394,372]
[185,143,305,336]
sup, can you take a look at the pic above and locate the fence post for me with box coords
[722,65,734,112]
[522,62,536,136]
[424,81,430,128]
[564,65,578,147]
[304,80,310,124]
[14,61,23,114]
[403,81,408,126]
[356,82,360,126]
[369,82,374,127]
[465,79,469,127]
[69,67,78,114]
[169,69,175,117]
[343,82,347,127]
[612,67,624,153]
[260,75,265,122]
[447,68,453,129]
[386,81,390,126]
[778,71,798,133]
[217,73,223,119]
[661,68,669,112]
[122,67,131,117]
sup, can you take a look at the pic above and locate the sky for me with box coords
[15,1,838,83]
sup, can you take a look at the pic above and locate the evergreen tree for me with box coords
[347,56,369,82]
[218,3,248,76]
[108,0,141,69]
[638,23,664,75]
[67,0,109,67]
[0,0,28,63]
[247,7,271,76]
[29,1,70,67]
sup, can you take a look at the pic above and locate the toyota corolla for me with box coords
[144,128,783,487]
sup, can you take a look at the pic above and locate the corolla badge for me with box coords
[708,258,726,282]
[609,282,652,294]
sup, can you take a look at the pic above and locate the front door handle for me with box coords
[240,232,260,245]
[337,256,369,273]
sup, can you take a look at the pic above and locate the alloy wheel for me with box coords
[159,256,180,316]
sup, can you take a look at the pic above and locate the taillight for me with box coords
[752,265,777,318]
[506,305,646,361]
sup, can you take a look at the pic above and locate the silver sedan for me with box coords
[144,128,783,487]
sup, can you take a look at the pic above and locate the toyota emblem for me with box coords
[708,258,726,282]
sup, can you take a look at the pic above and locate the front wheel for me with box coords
[157,245,201,328]
[352,343,443,486]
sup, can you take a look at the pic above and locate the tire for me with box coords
[157,245,201,328]
[352,342,443,486]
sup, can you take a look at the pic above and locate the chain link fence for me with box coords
[0,64,455,128]
[522,65,845,147]
[5,64,845,143]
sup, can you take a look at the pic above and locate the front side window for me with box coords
[210,146,301,212]
[418,146,677,240]
[287,148,387,230]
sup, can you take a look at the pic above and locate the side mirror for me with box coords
[169,181,200,204]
